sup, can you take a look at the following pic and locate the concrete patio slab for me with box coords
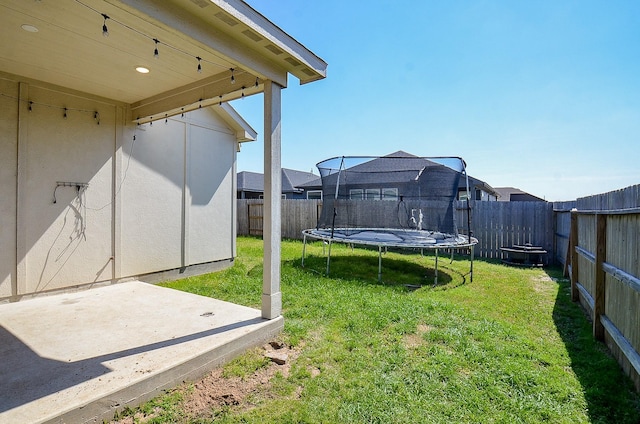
[0,281,283,423]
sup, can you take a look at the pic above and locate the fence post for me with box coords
[594,213,607,341]
[570,210,579,302]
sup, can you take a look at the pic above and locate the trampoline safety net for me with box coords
[315,154,470,242]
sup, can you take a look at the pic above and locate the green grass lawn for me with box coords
[126,236,640,423]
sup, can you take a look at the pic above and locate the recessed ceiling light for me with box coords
[135,66,150,74]
[21,24,39,33]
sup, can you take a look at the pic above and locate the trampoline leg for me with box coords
[434,248,439,285]
[301,234,307,267]
[378,246,382,283]
[470,245,474,282]
[326,240,333,276]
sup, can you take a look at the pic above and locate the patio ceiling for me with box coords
[0,0,326,123]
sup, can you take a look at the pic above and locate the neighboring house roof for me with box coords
[495,187,546,202]
[462,175,498,197]
[282,169,319,193]
[298,177,322,190]
[237,171,265,194]
[237,169,318,194]
[1,0,327,124]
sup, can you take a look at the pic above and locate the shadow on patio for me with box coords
[0,281,282,424]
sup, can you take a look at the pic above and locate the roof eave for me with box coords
[212,0,327,84]
[218,102,257,142]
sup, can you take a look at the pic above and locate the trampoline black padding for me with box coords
[301,227,478,284]
[303,228,476,249]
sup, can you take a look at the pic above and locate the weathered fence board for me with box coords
[577,184,640,210]
[238,199,322,240]
[553,202,575,268]
[568,185,640,390]
[455,201,554,263]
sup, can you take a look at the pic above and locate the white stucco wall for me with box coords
[0,78,18,298]
[119,119,186,276]
[21,86,115,293]
[120,108,237,276]
[187,119,236,265]
[0,74,239,300]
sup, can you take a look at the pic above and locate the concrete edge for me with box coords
[47,316,284,424]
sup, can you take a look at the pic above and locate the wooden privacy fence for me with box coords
[455,201,555,263]
[553,201,577,269]
[238,199,322,239]
[564,184,640,390]
[238,199,556,263]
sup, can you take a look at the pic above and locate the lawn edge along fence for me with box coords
[238,183,640,390]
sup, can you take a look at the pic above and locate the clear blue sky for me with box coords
[231,0,640,202]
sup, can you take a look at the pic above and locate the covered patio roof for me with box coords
[0,0,327,123]
[1,0,327,321]
[1,3,326,419]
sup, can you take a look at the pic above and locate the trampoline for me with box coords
[301,154,479,284]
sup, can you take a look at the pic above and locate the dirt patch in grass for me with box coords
[110,342,300,423]
[530,273,560,294]
[403,323,433,349]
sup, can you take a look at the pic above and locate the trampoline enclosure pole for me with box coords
[466,198,472,248]
[301,233,307,267]
[326,240,333,276]
[330,157,345,240]
[471,245,474,282]
[378,246,382,283]
[434,248,439,285]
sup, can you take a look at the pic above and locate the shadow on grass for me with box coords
[294,249,471,291]
[547,267,640,423]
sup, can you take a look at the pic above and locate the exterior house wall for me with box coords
[0,74,238,301]
[187,118,237,265]
[0,78,19,298]
[477,189,497,201]
[286,192,307,200]
[238,191,262,200]
[120,119,185,276]
[17,82,116,294]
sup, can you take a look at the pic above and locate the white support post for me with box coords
[262,81,282,319]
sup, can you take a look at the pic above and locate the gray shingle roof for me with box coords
[237,171,264,193]
[281,169,318,193]
[237,168,318,194]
